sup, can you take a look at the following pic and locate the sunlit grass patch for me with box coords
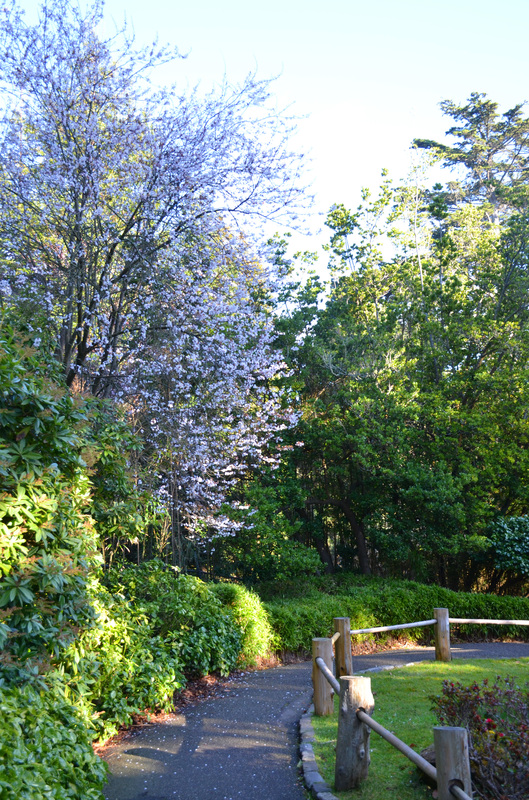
[311,658,529,800]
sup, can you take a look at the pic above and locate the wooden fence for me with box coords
[311,608,529,797]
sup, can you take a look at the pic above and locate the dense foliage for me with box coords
[211,582,276,665]
[262,95,529,592]
[212,481,321,583]
[50,562,270,741]
[0,683,107,800]
[433,677,529,800]
[0,322,98,683]
[56,579,185,741]
[260,574,529,652]
[102,562,242,675]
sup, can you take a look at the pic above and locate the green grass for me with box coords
[311,658,529,800]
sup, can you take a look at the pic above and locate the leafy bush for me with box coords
[263,593,380,652]
[54,564,247,741]
[0,682,107,800]
[432,677,529,800]
[57,581,185,741]
[260,574,529,652]
[0,322,98,682]
[103,561,241,676]
[212,582,275,665]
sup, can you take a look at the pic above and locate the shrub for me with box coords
[0,682,107,800]
[432,677,529,800]
[0,322,98,683]
[103,561,241,676]
[57,581,185,741]
[55,564,246,741]
[212,582,275,665]
[260,574,529,652]
[263,593,380,652]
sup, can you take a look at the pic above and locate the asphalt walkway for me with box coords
[102,642,528,800]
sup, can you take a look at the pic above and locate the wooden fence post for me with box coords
[312,637,334,715]
[433,727,472,800]
[434,607,451,662]
[333,617,352,679]
[335,676,374,791]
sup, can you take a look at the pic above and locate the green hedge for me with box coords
[261,575,529,652]
[61,562,243,740]
[211,582,276,665]
[0,683,107,800]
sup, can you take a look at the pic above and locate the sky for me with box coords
[20,0,529,255]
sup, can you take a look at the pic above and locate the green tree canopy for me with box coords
[272,149,529,590]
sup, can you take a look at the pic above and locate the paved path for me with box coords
[103,662,311,800]
[102,642,528,800]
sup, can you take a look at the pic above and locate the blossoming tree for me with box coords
[0,0,304,559]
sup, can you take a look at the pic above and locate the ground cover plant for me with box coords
[311,659,529,800]
[433,676,529,800]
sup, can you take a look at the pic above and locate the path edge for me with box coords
[299,661,425,800]
[299,703,338,800]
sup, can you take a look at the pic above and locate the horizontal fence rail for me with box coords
[350,618,436,635]
[449,617,529,625]
[356,708,437,782]
[451,785,473,800]
[308,608,529,798]
[315,656,340,693]
[349,609,529,663]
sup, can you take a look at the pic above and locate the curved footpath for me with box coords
[102,642,528,800]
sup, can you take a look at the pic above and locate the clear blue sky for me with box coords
[21,0,529,248]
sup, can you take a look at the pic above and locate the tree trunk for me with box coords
[313,534,335,573]
[338,501,371,575]
[306,497,371,575]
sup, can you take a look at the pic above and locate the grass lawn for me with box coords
[311,658,529,800]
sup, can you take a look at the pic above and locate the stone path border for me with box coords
[299,662,423,800]
[101,643,527,800]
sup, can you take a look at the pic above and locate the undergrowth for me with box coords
[259,574,529,652]
[433,676,529,800]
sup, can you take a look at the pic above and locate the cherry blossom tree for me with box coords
[126,228,297,548]
[0,0,304,556]
[0,0,304,386]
